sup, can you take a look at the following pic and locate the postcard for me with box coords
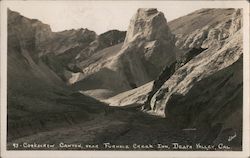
[0,0,249,157]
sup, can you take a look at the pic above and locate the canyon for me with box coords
[7,8,243,150]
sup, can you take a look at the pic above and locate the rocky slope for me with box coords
[7,9,110,141]
[144,8,243,147]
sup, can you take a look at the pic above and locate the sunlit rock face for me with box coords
[107,8,177,90]
[124,8,176,70]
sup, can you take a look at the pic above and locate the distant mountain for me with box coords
[98,30,126,49]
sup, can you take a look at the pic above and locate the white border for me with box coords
[0,1,249,158]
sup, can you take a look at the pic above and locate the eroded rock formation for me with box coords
[72,8,177,98]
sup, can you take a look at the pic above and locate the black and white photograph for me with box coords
[0,0,249,158]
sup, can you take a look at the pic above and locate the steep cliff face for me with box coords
[72,8,177,98]
[148,9,242,114]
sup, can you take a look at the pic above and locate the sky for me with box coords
[5,1,233,34]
